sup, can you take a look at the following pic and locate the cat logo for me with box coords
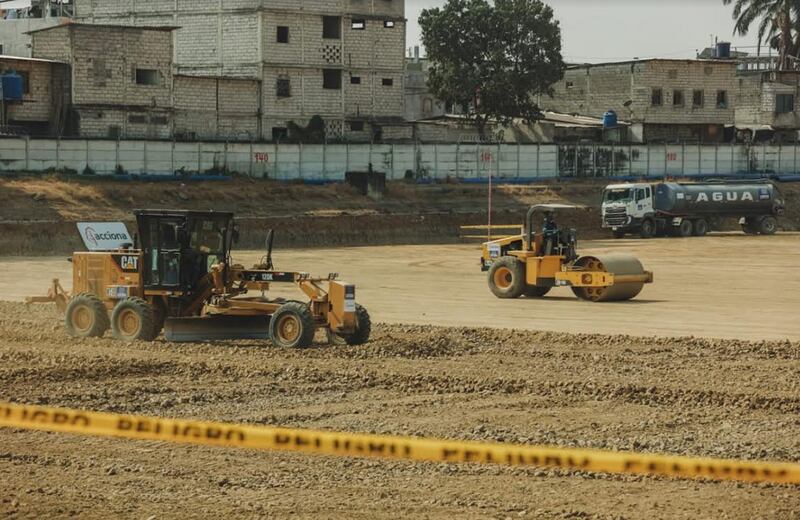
[113,255,140,273]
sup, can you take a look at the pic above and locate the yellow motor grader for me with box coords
[480,204,653,302]
[28,210,370,347]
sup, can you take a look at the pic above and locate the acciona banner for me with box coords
[77,223,133,251]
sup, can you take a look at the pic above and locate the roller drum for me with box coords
[572,254,645,302]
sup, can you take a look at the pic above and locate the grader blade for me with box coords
[164,316,270,342]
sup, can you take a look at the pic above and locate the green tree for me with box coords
[420,0,565,138]
[723,0,800,69]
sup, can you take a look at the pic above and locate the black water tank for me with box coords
[654,182,781,216]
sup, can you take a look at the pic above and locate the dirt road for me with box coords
[1,301,798,519]
[4,234,799,341]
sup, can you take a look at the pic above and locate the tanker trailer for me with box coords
[601,181,785,238]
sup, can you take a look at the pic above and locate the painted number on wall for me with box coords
[666,152,678,162]
[480,151,493,163]
[254,153,270,163]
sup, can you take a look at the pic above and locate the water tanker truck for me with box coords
[601,181,785,238]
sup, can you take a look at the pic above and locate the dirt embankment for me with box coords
[0,302,798,519]
[0,175,798,256]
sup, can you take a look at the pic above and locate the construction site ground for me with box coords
[1,234,799,519]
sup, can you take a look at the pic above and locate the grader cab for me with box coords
[481,204,653,302]
[28,210,371,347]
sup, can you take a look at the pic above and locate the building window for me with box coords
[277,76,291,97]
[651,88,663,106]
[716,90,729,108]
[693,90,704,107]
[673,90,684,107]
[277,26,289,44]
[351,19,366,30]
[323,16,341,39]
[350,121,365,131]
[151,116,169,125]
[135,69,160,86]
[350,75,361,85]
[565,81,574,89]
[272,127,288,141]
[384,20,395,28]
[323,69,342,89]
[128,114,147,124]
[776,93,795,113]
[382,78,394,86]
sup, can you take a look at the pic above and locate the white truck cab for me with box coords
[601,183,654,237]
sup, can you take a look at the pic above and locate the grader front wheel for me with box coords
[337,304,372,346]
[269,302,316,348]
[65,293,110,338]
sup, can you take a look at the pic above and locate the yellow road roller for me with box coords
[480,204,653,302]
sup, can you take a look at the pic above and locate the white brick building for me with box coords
[543,59,738,143]
[73,0,407,142]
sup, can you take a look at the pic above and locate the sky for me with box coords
[405,0,763,62]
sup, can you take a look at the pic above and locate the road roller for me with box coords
[479,204,653,302]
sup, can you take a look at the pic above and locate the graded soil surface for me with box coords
[0,303,798,519]
[4,234,799,341]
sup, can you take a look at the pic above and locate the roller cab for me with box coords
[481,204,653,302]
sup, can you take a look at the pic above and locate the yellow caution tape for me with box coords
[1,401,798,485]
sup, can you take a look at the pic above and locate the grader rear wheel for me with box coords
[65,293,110,338]
[111,298,157,342]
[572,254,646,302]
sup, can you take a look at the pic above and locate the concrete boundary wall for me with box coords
[1,139,798,179]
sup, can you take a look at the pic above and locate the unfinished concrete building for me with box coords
[543,59,738,143]
[30,23,176,139]
[73,0,407,142]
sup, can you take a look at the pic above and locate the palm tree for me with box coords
[723,0,798,69]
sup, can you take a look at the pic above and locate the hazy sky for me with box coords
[406,0,762,62]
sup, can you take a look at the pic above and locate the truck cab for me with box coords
[601,183,654,237]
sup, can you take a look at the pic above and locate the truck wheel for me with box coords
[270,302,316,348]
[742,220,758,235]
[677,219,693,238]
[612,230,626,239]
[65,293,110,338]
[759,216,778,235]
[524,286,551,298]
[488,257,526,299]
[337,304,371,346]
[640,219,655,239]
[693,219,708,237]
[111,298,157,342]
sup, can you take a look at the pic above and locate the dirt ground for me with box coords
[0,301,798,519]
[3,234,799,341]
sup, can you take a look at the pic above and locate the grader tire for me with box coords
[488,257,526,299]
[338,304,372,346]
[111,298,157,342]
[65,293,110,338]
[524,286,552,298]
[270,302,316,348]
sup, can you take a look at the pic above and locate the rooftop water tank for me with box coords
[716,42,731,59]
[603,110,618,129]
[1,71,24,101]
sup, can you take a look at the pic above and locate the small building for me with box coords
[0,0,71,57]
[0,54,69,136]
[543,59,738,143]
[29,23,176,139]
[736,71,800,142]
[405,51,446,122]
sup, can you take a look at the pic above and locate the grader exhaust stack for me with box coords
[479,204,653,302]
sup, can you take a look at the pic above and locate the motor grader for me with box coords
[28,210,371,347]
[480,204,653,302]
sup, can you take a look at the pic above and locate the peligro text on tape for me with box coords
[1,402,798,485]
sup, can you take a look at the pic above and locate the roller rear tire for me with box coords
[488,257,526,299]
